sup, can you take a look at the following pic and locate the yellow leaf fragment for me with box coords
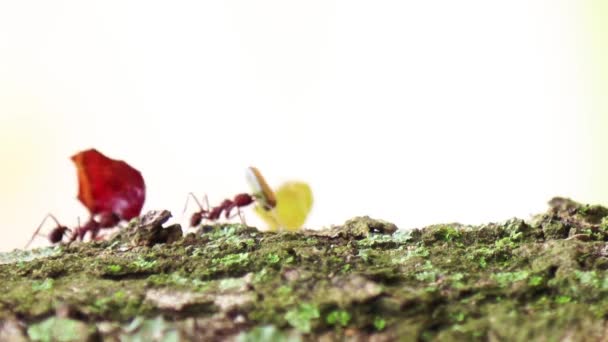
[254,181,313,231]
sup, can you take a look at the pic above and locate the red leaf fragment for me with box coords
[71,149,145,220]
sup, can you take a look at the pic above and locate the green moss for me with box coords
[373,317,386,331]
[119,316,180,341]
[542,220,569,239]
[132,256,157,270]
[3,200,608,339]
[421,224,464,244]
[31,278,54,292]
[326,310,351,327]
[266,253,281,264]
[415,270,438,282]
[555,295,572,304]
[237,325,299,342]
[276,285,292,297]
[214,252,249,267]
[493,271,530,287]
[107,264,123,274]
[528,275,544,287]
[284,303,320,333]
[27,317,94,342]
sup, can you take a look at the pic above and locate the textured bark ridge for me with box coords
[2,198,608,341]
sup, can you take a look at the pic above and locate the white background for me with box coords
[0,1,599,251]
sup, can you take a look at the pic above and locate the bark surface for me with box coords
[2,198,608,341]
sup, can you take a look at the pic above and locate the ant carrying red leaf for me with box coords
[71,148,145,220]
[24,212,120,248]
[26,149,146,248]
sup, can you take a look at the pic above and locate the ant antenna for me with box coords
[183,193,212,227]
[25,214,62,249]
[182,192,207,215]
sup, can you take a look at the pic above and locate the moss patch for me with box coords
[2,197,608,340]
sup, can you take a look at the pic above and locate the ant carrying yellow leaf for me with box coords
[246,167,313,231]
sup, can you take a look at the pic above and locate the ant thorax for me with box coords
[97,212,120,228]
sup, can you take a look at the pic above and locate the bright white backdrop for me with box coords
[0,1,603,251]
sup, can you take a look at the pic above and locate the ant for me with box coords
[183,167,277,228]
[182,192,211,227]
[215,193,258,222]
[183,192,263,227]
[25,212,120,249]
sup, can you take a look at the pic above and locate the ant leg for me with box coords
[226,207,247,226]
[203,194,210,212]
[25,214,62,249]
[200,194,212,224]
[224,203,235,220]
[238,207,247,226]
[66,229,79,246]
[91,227,101,240]
[78,216,87,242]
[66,217,86,246]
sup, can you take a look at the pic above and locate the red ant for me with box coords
[183,167,277,228]
[183,192,259,227]
[182,192,211,227]
[217,193,257,221]
[25,212,120,248]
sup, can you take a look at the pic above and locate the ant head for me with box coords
[190,212,203,227]
[48,226,69,244]
[183,193,209,213]
[25,214,68,249]
[233,193,255,207]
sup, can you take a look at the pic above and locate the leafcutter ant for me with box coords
[25,212,120,248]
[182,167,277,228]
[183,192,257,227]
[182,192,211,227]
[216,193,257,222]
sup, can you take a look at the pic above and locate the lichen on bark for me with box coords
[2,197,608,341]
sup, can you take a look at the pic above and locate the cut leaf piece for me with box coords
[246,166,276,210]
[254,181,313,231]
[71,149,145,220]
